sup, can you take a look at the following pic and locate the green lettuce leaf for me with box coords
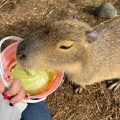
[11,65,56,95]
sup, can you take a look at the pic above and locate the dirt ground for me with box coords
[0,0,120,120]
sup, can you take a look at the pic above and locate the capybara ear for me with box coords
[85,31,98,43]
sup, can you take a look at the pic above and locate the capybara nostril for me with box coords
[19,54,26,60]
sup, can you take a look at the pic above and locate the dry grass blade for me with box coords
[0,0,17,9]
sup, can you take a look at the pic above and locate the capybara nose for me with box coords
[17,48,27,60]
[17,41,27,60]
[19,54,27,60]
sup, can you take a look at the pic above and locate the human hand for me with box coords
[0,72,30,105]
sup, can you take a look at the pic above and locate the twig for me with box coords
[0,0,17,9]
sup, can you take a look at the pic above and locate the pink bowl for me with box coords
[1,42,64,99]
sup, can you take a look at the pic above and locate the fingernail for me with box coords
[9,103,14,106]
[7,76,10,79]
[25,94,29,99]
[4,94,11,99]
[9,101,17,106]
[5,76,10,82]
[7,75,10,80]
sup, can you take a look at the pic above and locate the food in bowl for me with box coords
[9,64,57,95]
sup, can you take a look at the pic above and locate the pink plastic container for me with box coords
[0,36,64,103]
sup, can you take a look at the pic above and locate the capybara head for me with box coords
[16,20,97,70]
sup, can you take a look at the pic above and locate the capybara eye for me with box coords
[59,45,73,50]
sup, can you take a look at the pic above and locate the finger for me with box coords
[10,86,25,105]
[4,78,21,99]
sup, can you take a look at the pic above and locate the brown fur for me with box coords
[16,17,120,92]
